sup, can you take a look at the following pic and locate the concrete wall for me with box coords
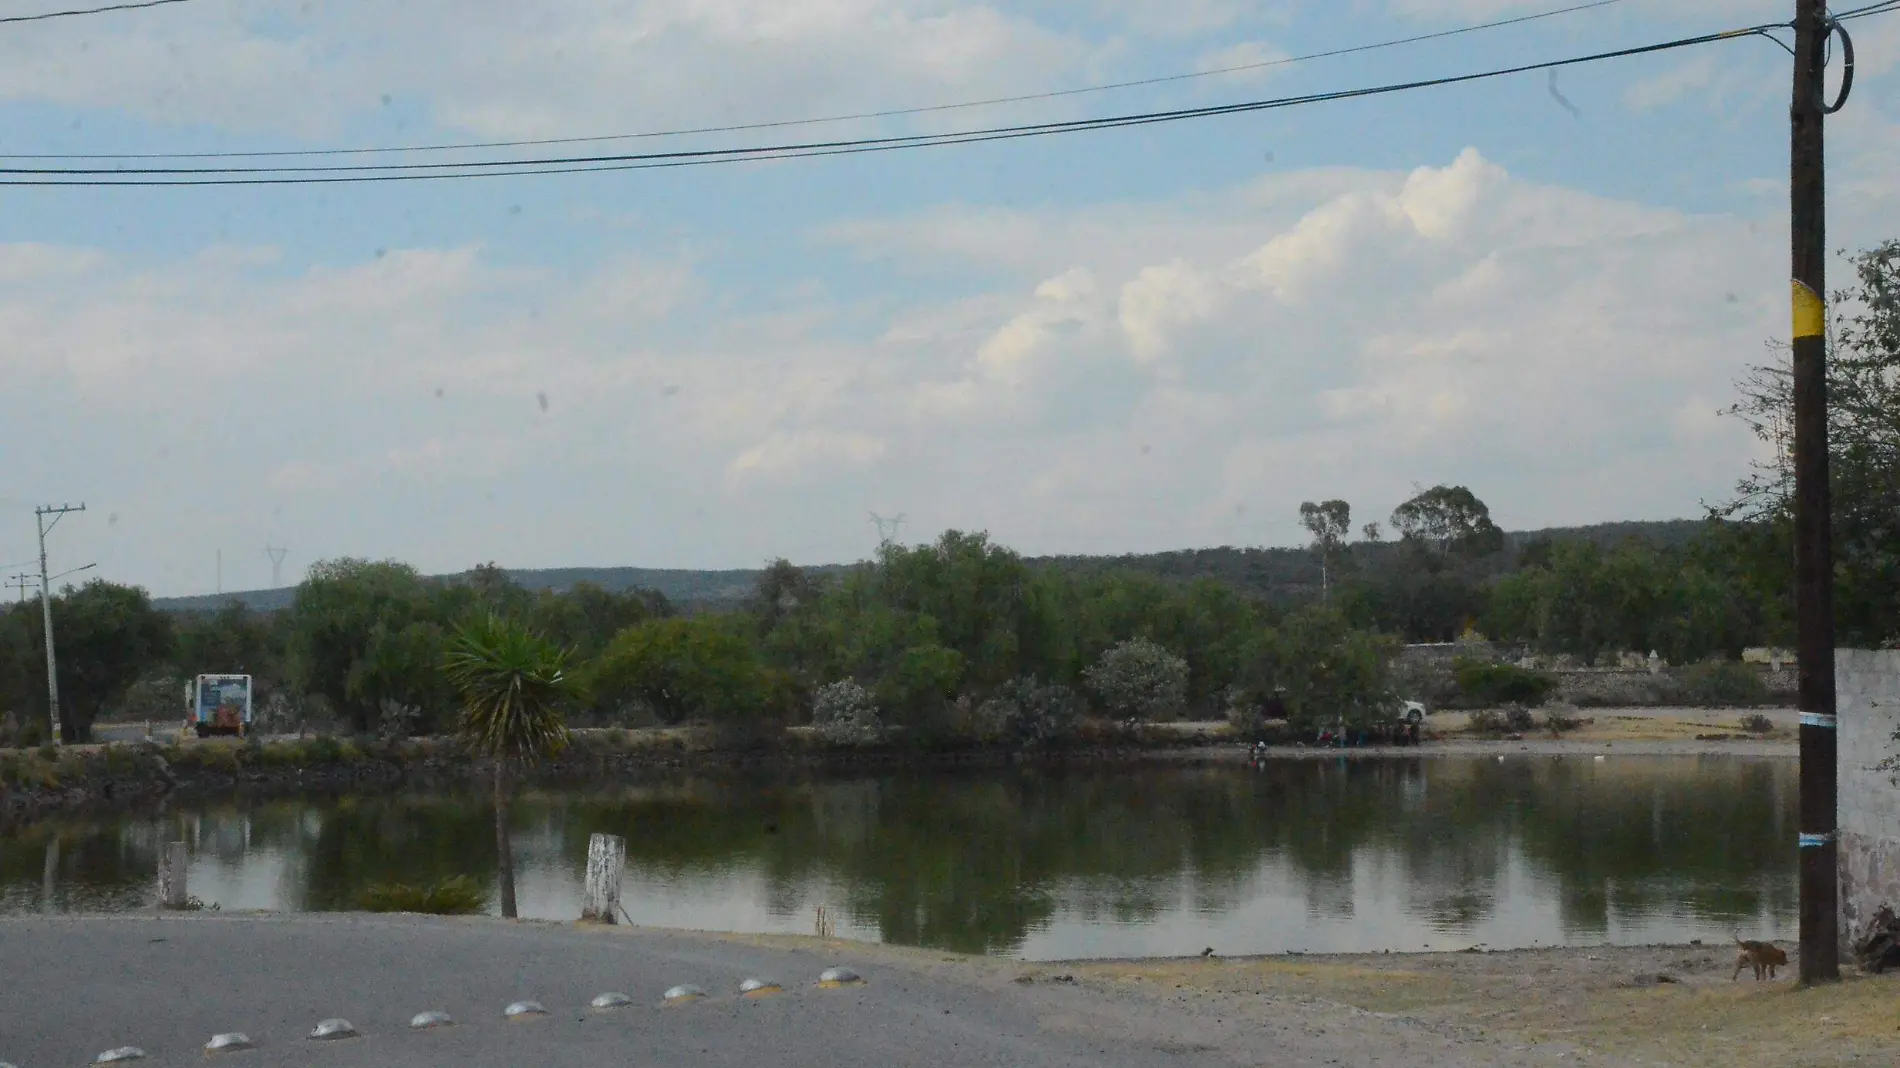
[1838,649,1900,947]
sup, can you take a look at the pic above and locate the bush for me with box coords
[357,875,490,915]
[1675,661,1771,707]
[972,676,1084,747]
[1541,707,1583,735]
[1454,659,1555,707]
[175,742,241,773]
[293,735,337,765]
[811,680,883,745]
[1739,712,1776,735]
[1084,638,1189,722]
[1468,705,1536,735]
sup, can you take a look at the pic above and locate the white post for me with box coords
[158,842,189,909]
[581,833,625,924]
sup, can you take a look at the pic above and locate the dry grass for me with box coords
[1065,948,1900,1067]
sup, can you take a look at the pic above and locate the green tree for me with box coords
[44,581,174,742]
[588,616,771,725]
[350,619,454,733]
[1390,486,1505,559]
[1239,605,1397,732]
[1725,239,1900,645]
[1299,499,1352,598]
[443,613,576,919]
[528,582,671,661]
[172,601,285,680]
[285,559,438,732]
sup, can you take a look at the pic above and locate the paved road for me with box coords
[0,915,1224,1068]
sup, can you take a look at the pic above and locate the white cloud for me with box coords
[728,430,888,483]
[8,121,1898,592]
[0,0,1108,140]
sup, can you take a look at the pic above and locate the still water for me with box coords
[2,755,1795,960]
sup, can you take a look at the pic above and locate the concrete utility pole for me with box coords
[8,573,34,605]
[36,503,84,746]
[1790,0,1854,984]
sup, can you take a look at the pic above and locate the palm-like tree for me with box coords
[443,613,575,919]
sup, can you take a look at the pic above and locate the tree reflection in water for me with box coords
[1,756,1795,956]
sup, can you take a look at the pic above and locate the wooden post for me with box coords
[581,833,625,924]
[158,842,189,910]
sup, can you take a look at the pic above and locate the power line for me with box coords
[1836,0,1900,19]
[0,0,195,26]
[0,0,1638,162]
[0,19,1810,187]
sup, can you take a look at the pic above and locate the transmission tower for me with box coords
[868,512,906,549]
[265,544,288,588]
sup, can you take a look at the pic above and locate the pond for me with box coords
[2,755,1796,960]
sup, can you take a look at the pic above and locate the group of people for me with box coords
[1314,722,1422,748]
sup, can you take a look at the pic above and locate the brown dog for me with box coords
[1733,936,1788,981]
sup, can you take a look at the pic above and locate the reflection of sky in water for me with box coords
[5,757,1797,960]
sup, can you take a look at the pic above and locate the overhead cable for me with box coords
[0,19,1817,186]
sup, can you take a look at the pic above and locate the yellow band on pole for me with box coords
[1793,280,1826,340]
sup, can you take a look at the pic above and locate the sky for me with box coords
[0,0,1896,597]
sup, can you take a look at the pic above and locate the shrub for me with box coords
[1541,707,1583,735]
[973,676,1085,747]
[1675,661,1771,707]
[375,699,421,742]
[1468,705,1536,735]
[1454,659,1555,707]
[356,875,490,915]
[257,741,307,767]
[811,680,883,745]
[1084,638,1189,722]
[1739,712,1776,734]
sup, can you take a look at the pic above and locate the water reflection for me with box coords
[2,756,1795,959]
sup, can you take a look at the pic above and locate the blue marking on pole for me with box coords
[1798,832,1835,849]
[1799,712,1838,729]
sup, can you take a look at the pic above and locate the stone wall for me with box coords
[1838,649,1900,951]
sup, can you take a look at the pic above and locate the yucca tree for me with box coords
[443,613,575,919]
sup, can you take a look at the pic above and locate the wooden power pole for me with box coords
[1791,0,1844,985]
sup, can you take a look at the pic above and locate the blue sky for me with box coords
[0,0,1895,596]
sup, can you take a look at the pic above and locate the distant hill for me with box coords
[151,518,1712,615]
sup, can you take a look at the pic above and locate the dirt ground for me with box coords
[1037,942,1900,1067]
[1430,706,1797,744]
[684,929,1887,1067]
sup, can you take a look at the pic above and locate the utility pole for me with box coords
[265,544,287,589]
[1791,0,1847,985]
[7,573,34,605]
[216,550,222,595]
[36,503,84,746]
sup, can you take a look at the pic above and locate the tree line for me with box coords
[2,237,1893,748]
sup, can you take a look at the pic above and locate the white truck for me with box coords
[185,674,253,739]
